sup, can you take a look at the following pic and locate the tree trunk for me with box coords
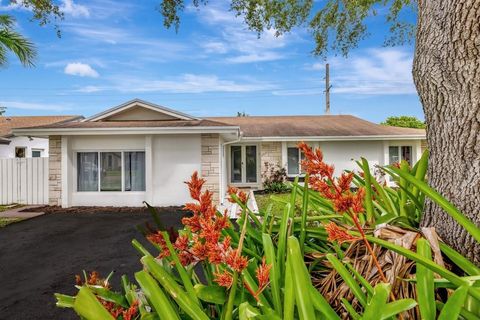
[413,0,480,264]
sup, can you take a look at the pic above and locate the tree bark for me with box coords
[414,0,480,264]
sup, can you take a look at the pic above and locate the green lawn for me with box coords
[0,204,23,212]
[254,192,299,214]
[0,218,22,228]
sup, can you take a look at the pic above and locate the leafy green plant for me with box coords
[56,145,480,319]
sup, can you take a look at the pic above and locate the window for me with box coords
[77,152,99,191]
[32,149,43,158]
[124,152,146,191]
[229,145,258,184]
[389,146,412,165]
[77,151,145,192]
[245,146,257,183]
[101,152,122,191]
[287,147,305,176]
[15,147,26,158]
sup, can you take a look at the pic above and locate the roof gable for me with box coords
[84,99,198,122]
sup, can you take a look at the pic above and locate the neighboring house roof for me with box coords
[208,115,426,140]
[0,115,83,138]
[0,137,10,145]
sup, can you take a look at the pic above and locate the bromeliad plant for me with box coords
[57,143,480,319]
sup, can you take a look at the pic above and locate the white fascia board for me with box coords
[240,135,426,142]
[12,126,240,136]
[83,99,198,122]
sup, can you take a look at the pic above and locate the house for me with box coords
[0,115,82,159]
[13,99,426,208]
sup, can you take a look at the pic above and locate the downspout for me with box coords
[220,130,243,204]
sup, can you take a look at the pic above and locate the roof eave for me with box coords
[12,126,241,137]
[240,134,426,141]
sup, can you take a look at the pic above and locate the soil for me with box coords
[0,207,187,320]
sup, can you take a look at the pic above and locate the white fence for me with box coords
[0,158,49,205]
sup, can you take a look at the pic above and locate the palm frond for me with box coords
[0,28,37,67]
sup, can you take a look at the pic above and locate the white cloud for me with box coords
[307,62,325,71]
[0,101,70,111]
[330,48,416,95]
[64,62,99,77]
[201,41,228,54]
[191,4,291,63]
[61,0,90,18]
[77,74,275,94]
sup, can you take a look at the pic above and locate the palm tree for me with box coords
[0,15,36,67]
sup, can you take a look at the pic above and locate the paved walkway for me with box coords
[0,205,45,219]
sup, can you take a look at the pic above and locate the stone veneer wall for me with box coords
[260,142,283,186]
[49,136,62,206]
[421,139,428,154]
[201,133,220,203]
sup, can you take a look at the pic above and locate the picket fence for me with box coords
[0,157,49,205]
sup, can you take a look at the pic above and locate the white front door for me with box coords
[229,145,258,184]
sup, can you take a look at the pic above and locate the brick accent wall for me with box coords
[201,133,220,203]
[260,142,283,183]
[49,136,62,206]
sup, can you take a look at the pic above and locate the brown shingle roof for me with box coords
[207,115,425,137]
[22,119,234,129]
[0,115,82,137]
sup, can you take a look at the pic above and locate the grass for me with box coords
[0,204,23,212]
[0,217,22,228]
[255,192,297,214]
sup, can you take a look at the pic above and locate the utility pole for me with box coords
[325,63,332,114]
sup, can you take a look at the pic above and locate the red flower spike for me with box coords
[227,186,248,204]
[75,274,83,286]
[146,232,170,258]
[352,187,366,213]
[324,222,359,244]
[255,257,271,296]
[226,249,249,272]
[122,300,139,320]
[338,172,354,192]
[214,270,234,288]
[185,171,205,201]
[174,234,189,251]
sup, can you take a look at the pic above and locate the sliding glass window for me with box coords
[100,152,122,191]
[124,152,146,191]
[77,152,99,191]
[77,151,145,192]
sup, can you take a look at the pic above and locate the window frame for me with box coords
[286,147,305,177]
[228,144,260,186]
[15,146,26,158]
[31,149,44,158]
[388,145,413,165]
[75,150,146,193]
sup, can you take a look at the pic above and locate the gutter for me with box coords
[239,134,426,142]
[12,126,241,137]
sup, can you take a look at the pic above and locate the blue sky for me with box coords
[0,0,423,122]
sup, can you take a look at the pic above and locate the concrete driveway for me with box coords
[0,208,186,320]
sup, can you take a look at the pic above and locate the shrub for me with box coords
[262,162,289,193]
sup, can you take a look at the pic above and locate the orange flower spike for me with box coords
[178,251,194,266]
[214,270,234,288]
[185,171,205,201]
[174,234,189,251]
[122,300,139,320]
[324,222,359,244]
[338,172,354,192]
[87,271,100,285]
[75,274,83,286]
[256,257,271,292]
[226,249,249,272]
[352,187,366,213]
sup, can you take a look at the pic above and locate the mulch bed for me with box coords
[0,208,187,320]
[22,205,182,215]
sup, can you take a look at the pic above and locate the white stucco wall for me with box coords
[151,134,201,206]
[280,139,422,178]
[0,136,49,159]
[64,134,201,207]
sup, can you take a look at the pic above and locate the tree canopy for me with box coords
[159,0,416,56]
[381,116,426,129]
